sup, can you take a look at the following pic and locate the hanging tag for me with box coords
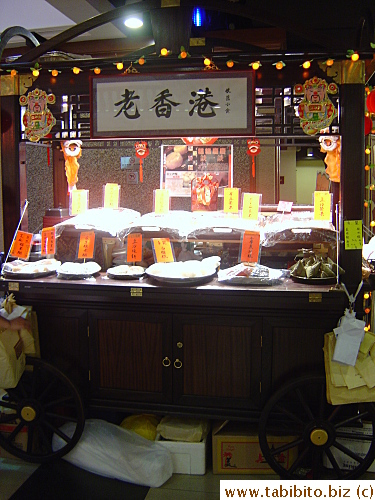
[41,227,56,255]
[277,201,293,213]
[127,233,143,263]
[239,231,260,263]
[77,231,95,260]
[152,238,174,263]
[223,188,239,214]
[10,231,33,260]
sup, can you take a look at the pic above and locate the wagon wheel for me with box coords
[0,356,85,463]
[259,374,375,479]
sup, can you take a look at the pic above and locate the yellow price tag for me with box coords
[154,189,170,214]
[242,193,260,220]
[152,238,174,263]
[104,183,120,209]
[223,188,239,213]
[71,190,88,215]
[314,191,331,220]
[344,220,363,250]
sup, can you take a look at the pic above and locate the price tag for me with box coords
[10,231,33,260]
[71,190,88,215]
[41,227,56,255]
[314,191,331,220]
[103,183,120,209]
[154,189,170,214]
[77,231,95,259]
[152,238,174,263]
[223,188,239,213]
[242,193,260,220]
[277,201,293,213]
[240,231,260,263]
[127,233,143,263]
[344,220,363,250]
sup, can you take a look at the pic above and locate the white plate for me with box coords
[57,261,101,279]
[107,265,145,280]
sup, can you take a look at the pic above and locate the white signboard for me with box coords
[91,71,254,138]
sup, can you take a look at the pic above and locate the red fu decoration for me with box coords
[134,141,149,183]
[247,138,261,179]
[366,90,375,114]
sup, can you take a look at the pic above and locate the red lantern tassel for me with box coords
[139,159,143,183]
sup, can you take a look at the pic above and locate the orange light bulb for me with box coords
[226,60,234,68]
[365,165,370,171]
[364,201,369,208]
[94,67,101,74]
[326,59,334,67]
[72,67,81,74]
[51,69,59,77]
[351,52,359,62]
[275,61,284,70]
[10,69,17,77]
[138,57,145,65]
[180,51,187,59]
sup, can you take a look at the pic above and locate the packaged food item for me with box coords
[191,173,219,211]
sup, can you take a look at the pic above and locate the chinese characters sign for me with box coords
[91,72,254,138]
[41,227,56,255]
[78,231,95,259]
[127,233,143,263]
[313,191,331,221]
[240,231,260,263]
[344,220,362,250]
[10,231,33,260]
[152,238,174,263]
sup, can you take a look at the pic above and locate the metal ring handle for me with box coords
[162,357,171,367]
[174,358,183,369]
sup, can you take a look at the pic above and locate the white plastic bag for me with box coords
[52,419,173,487]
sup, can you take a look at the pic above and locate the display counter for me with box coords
[0,273,348,421]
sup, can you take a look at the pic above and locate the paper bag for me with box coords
[324,332,375,405]
[0,329,26,389]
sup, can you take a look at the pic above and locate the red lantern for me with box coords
[366,90,375,113]
[134,141,149,183]
[246,138,261,179]
[365,116,373,136]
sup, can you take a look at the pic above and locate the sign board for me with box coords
[91,71,255,139]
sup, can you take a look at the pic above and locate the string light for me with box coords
[72,67,82,74]
[226,60,234,68]
[250,61,261,70]
[366,147,371,155]
[93,67,101,74]
[160,48,169,56]
[203,56,211,66]
[138,57,145,65]
[116,62,124,70]
[302,60,311,69]
[10,69,17,76]
[30,63,41,77]
[326,58,334,67]
[274,61,285,70]
[50,69,59,77]
[351,52,359,61]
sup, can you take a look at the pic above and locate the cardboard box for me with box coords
[323,423,375,472]
[0,422,28,460]
[156,433,207,475]
[212,420,297,474]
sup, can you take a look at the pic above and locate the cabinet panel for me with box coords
[89,310,173,403]
[173,314,262,409]
[34,306,88,397]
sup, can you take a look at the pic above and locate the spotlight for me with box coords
[124,13,143,29]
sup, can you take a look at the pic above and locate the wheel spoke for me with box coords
[0,399,18,411]
[26,425,34,454]
[268,437,304,457]
[37,423,54,454]
[327,404,343,422]
[311,449,323,479]
[45,412,78,423]
[6,421,25,442]
[43,419,73,444]
[288,445,311,474]
[336,431,374,442]
[334,411,372,429]
[332,440,364,464]
[38,378,58,402]
[325,448,345,478]
[44,395,75,408]
[273,403,305,426]
[295,387,314,420]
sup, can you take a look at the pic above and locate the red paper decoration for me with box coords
[366,90,375,114]
[246,138,261,178]
[365,116,373,136]
[134,141,149,183]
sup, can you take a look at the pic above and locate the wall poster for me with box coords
[90,71,254,139]
[161,144,233,197]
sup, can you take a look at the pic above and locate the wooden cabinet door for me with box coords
[33,306,89,398]
[89,309,173,404]
[172,314,262,411]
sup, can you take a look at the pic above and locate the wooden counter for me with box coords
[0,274,348,421]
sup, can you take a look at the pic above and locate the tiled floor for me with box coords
[2,456,375,500]
[0,456,279,500]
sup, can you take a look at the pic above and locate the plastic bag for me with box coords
[0,329,25,389]
[156,416,210,442]
[120,414,160,441]
[52,419,173,487]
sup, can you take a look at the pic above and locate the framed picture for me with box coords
[161,143,233,198]
[90,71,255,139]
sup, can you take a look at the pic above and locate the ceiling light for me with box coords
[124,13,143,29]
